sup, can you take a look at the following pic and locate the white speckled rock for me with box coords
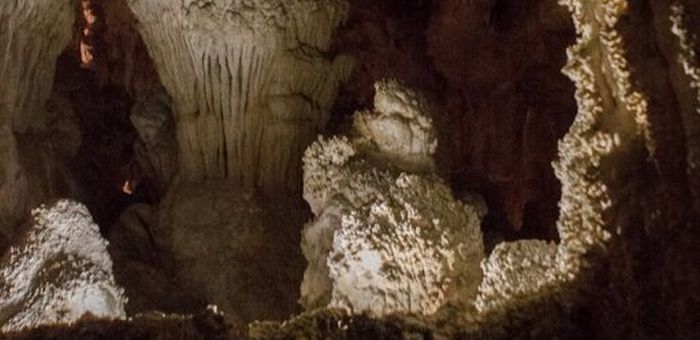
[300,80,485,316]
[475,240,558,314]
[0,200,126,332]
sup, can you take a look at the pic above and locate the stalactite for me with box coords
[127,0,353,192]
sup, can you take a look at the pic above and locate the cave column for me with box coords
[127,0,354,192]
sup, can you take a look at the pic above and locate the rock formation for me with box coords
[1,0,699,338]
[300,80,485,316]
[469,0,671,320]
[0,200,126,332]
[129,87,178,196]
[470,1,700,338]
[0,0,78,246]
[474,240,557,315]
[155,181,308,323]
[127,0,355,191]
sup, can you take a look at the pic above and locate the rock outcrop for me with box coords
[0,200,126,332]
[300,80,485,316]
[129,87,178,196]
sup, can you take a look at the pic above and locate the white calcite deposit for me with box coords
[473,0,661,319]
[475,239,558,314]
[0,200,126,332]
[300,80,485,317]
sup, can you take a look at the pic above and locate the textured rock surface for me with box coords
[4,309,234,340]
[0,200,126,332]
[1,0,699,338]
[468,0,700,338]
[0,0,78,244]
[127,0,354,192]
[108,204,198,315]
[156,181,308,323]
[129,87,178,196]
[301,80,484,316]
[474,240,557,314]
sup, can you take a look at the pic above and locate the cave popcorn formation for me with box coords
[301,80,485,316]
[0,200,126,332]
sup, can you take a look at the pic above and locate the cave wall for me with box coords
[0,0,77,248]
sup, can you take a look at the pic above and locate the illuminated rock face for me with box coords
[471,0,652,318]
[0,0,76,244]
[300,80,485,316]
[472,1,700,334]
[0,200,126,332]
[127,0,354,192]
[475,240,557,314]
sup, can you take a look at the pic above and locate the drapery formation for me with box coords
[127,0,354,191]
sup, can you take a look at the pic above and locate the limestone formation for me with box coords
[0,0,76,243]
[474,240,557,314]
[127,0,355,192]
[300,80,484,316]
[471,0,655,317]
[472,0,700,332]
[0,200,126,332]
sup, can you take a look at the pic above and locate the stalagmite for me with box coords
[0,200,126,332]
[551,0,645,276]
[127,0,354,191]
[300,80,485,316]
